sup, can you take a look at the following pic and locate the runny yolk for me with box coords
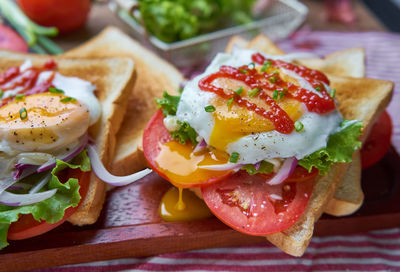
[209,92,304,151]
[155,141,231,188]
[159,187,212,222]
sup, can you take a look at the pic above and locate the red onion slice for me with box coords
[0,189,57,206]
[0,176,18,195]
[198,163,243,171]
[37,133,88,173]
[29,174,51,194]
[254,161,261,171]
[87,145,152,186]
[193,139,207,153]
[267,157,298,185]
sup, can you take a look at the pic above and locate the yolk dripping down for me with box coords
[159,187,212,222]
[155,141,232,188]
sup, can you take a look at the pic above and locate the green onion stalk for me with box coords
[0,0,63,54]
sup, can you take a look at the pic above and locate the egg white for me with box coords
[0,60,101,156]
[176,49,343,164]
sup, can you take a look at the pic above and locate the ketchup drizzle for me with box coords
[198,53,336,134]
[0,60,57,107]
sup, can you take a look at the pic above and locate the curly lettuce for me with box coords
[156,90,198,145]
[0,150,90,249]
[298,120,363,175]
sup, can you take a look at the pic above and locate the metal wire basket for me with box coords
[110,0,308,68]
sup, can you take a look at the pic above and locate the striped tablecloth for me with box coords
[38,31,400,272]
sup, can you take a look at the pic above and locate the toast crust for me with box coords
[0,50,136,225]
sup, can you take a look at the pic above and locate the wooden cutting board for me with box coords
[1,147,400,272]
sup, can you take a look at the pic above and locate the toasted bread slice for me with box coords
[225,36,250,53]
[0,50,136,225]
[325,152,363,216]
[64,26,184,176]
[266,75,393,256]
[232,35,367,216]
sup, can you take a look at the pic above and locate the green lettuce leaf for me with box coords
[171,121,198,145]
[241,160,274,175]
[298,120,363,175]
[155,91,181,116]
[0,150,90,249]
[155,91,198,145]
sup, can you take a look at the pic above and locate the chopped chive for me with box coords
[279,91,285,99]
[230,152,240,163]
[49,87,65,94]
[249,88,259,97]
[0,89,3,98]
[272,90,279,100]
[315,86,321,92]
[329,88,336,98]
[15,94,24,100]
[295,121,304,132]
[19,108,27,120]
[227,97,234,107]
[204,105,216,112]
[239,69,248,74]
[261,60,272,72]
[269,76,277,83]
[60,97,77,103]
[248,62,255,69]
[235,86,243,95]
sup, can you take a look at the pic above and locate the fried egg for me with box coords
[175,49,342,164]
[0,93,90,154]
[0,60,101,155]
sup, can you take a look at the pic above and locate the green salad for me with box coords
[138,0,257,42]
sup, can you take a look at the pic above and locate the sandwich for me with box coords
[142,39,393,256]
[65,28,393,256]
[0,50,136,249]
[227,35,368,216]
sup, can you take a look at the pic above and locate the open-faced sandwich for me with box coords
[142,40,393,256]
[0,50,137,249]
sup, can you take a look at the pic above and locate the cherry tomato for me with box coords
[17,0,91,34]
[361,111,392,169]
[201,171,315,235]
[143,110,232,188]
[8,168,91,240]
[0,25,28,53]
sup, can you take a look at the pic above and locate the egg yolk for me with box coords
[208,74,304,151]
[0,93,90,152]
[155,141,231,188]
[159,187,212,222]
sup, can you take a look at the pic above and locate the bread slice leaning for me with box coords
[0,50,136,225]
[227,34,367,216]
[64,26,184,176]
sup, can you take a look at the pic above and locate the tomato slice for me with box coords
[286,166,318,182]
[0,25,28,53]
[201,171,315,235]
[7,168,90,240]
[361,111,392,169]
[143,110,233,188]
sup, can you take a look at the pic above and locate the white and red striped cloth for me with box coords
[38,31,400,271]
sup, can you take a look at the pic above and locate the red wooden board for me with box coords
[1,147,400,272]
